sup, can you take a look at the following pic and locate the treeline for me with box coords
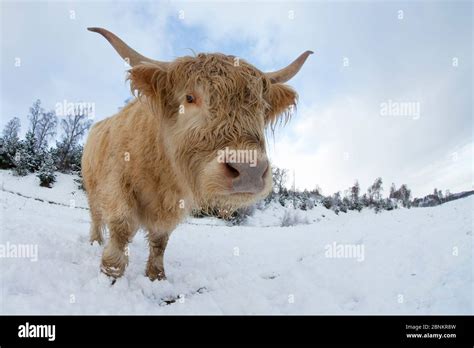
[0,99,92,187]
[200,167,460,224]
[266,168,456,214]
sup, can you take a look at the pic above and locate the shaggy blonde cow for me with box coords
[82,27,312,281]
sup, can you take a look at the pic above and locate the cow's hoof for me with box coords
[90,237,104,246]
[146,268,166,282]
[97,270,119,286]
[100,263,125,279]
[100,269,120,286]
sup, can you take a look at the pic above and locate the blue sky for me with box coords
[1,0,472,197]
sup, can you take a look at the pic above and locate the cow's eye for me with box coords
[186,95,195,104]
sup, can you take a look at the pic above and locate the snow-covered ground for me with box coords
[0,170,472,314]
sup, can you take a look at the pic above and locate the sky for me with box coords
[1,0,472,197]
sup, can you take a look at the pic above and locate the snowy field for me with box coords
[0,170,472,314]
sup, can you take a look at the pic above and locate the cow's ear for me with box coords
[265,83,297,127]
[129,63,167,98]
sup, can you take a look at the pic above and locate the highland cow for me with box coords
[82,27,312,281]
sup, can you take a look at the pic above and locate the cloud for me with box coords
[269,95,473,197]
[1,1,177,134]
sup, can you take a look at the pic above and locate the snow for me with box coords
[0,171,472,314]
[0,170,88,209]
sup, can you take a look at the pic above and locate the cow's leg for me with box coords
[101,218,136,279]
[146,232,170,281]
[89,201,104,245]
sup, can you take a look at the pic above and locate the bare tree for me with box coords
[36,110,57,149]
[56,106,92,171]
[272,167,288,194]
[2,117,21,141]
[26,99,58,149]
[28,99,43,136]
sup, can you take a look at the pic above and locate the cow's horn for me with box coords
[87,27,169,69]
[265,51,313,83]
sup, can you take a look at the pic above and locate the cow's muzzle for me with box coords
[223,157,269,194]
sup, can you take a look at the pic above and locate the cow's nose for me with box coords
[225,157,269,194]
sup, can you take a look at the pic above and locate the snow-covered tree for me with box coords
[341,195,350,213]
[389,183,396,199]
[444,189,451,200]
[349,181,362,211]
[301,189,315,210]
[331,191,343,214]
[12,147,31,176]
[396,184,411,208]
[389,183,412,208]
[37,152,56,187]
[0,117,21,169]
[360,193,369,208]
[55,143,84,172]
[381,197,395,211]
[71,144,84,171]
[291,189,314,210]
[12,131,44,176]
[311,185,323,198]
[278,187,290,206]
[434,188,444,203]
[368,177,383,204]
[322,195,333,209]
